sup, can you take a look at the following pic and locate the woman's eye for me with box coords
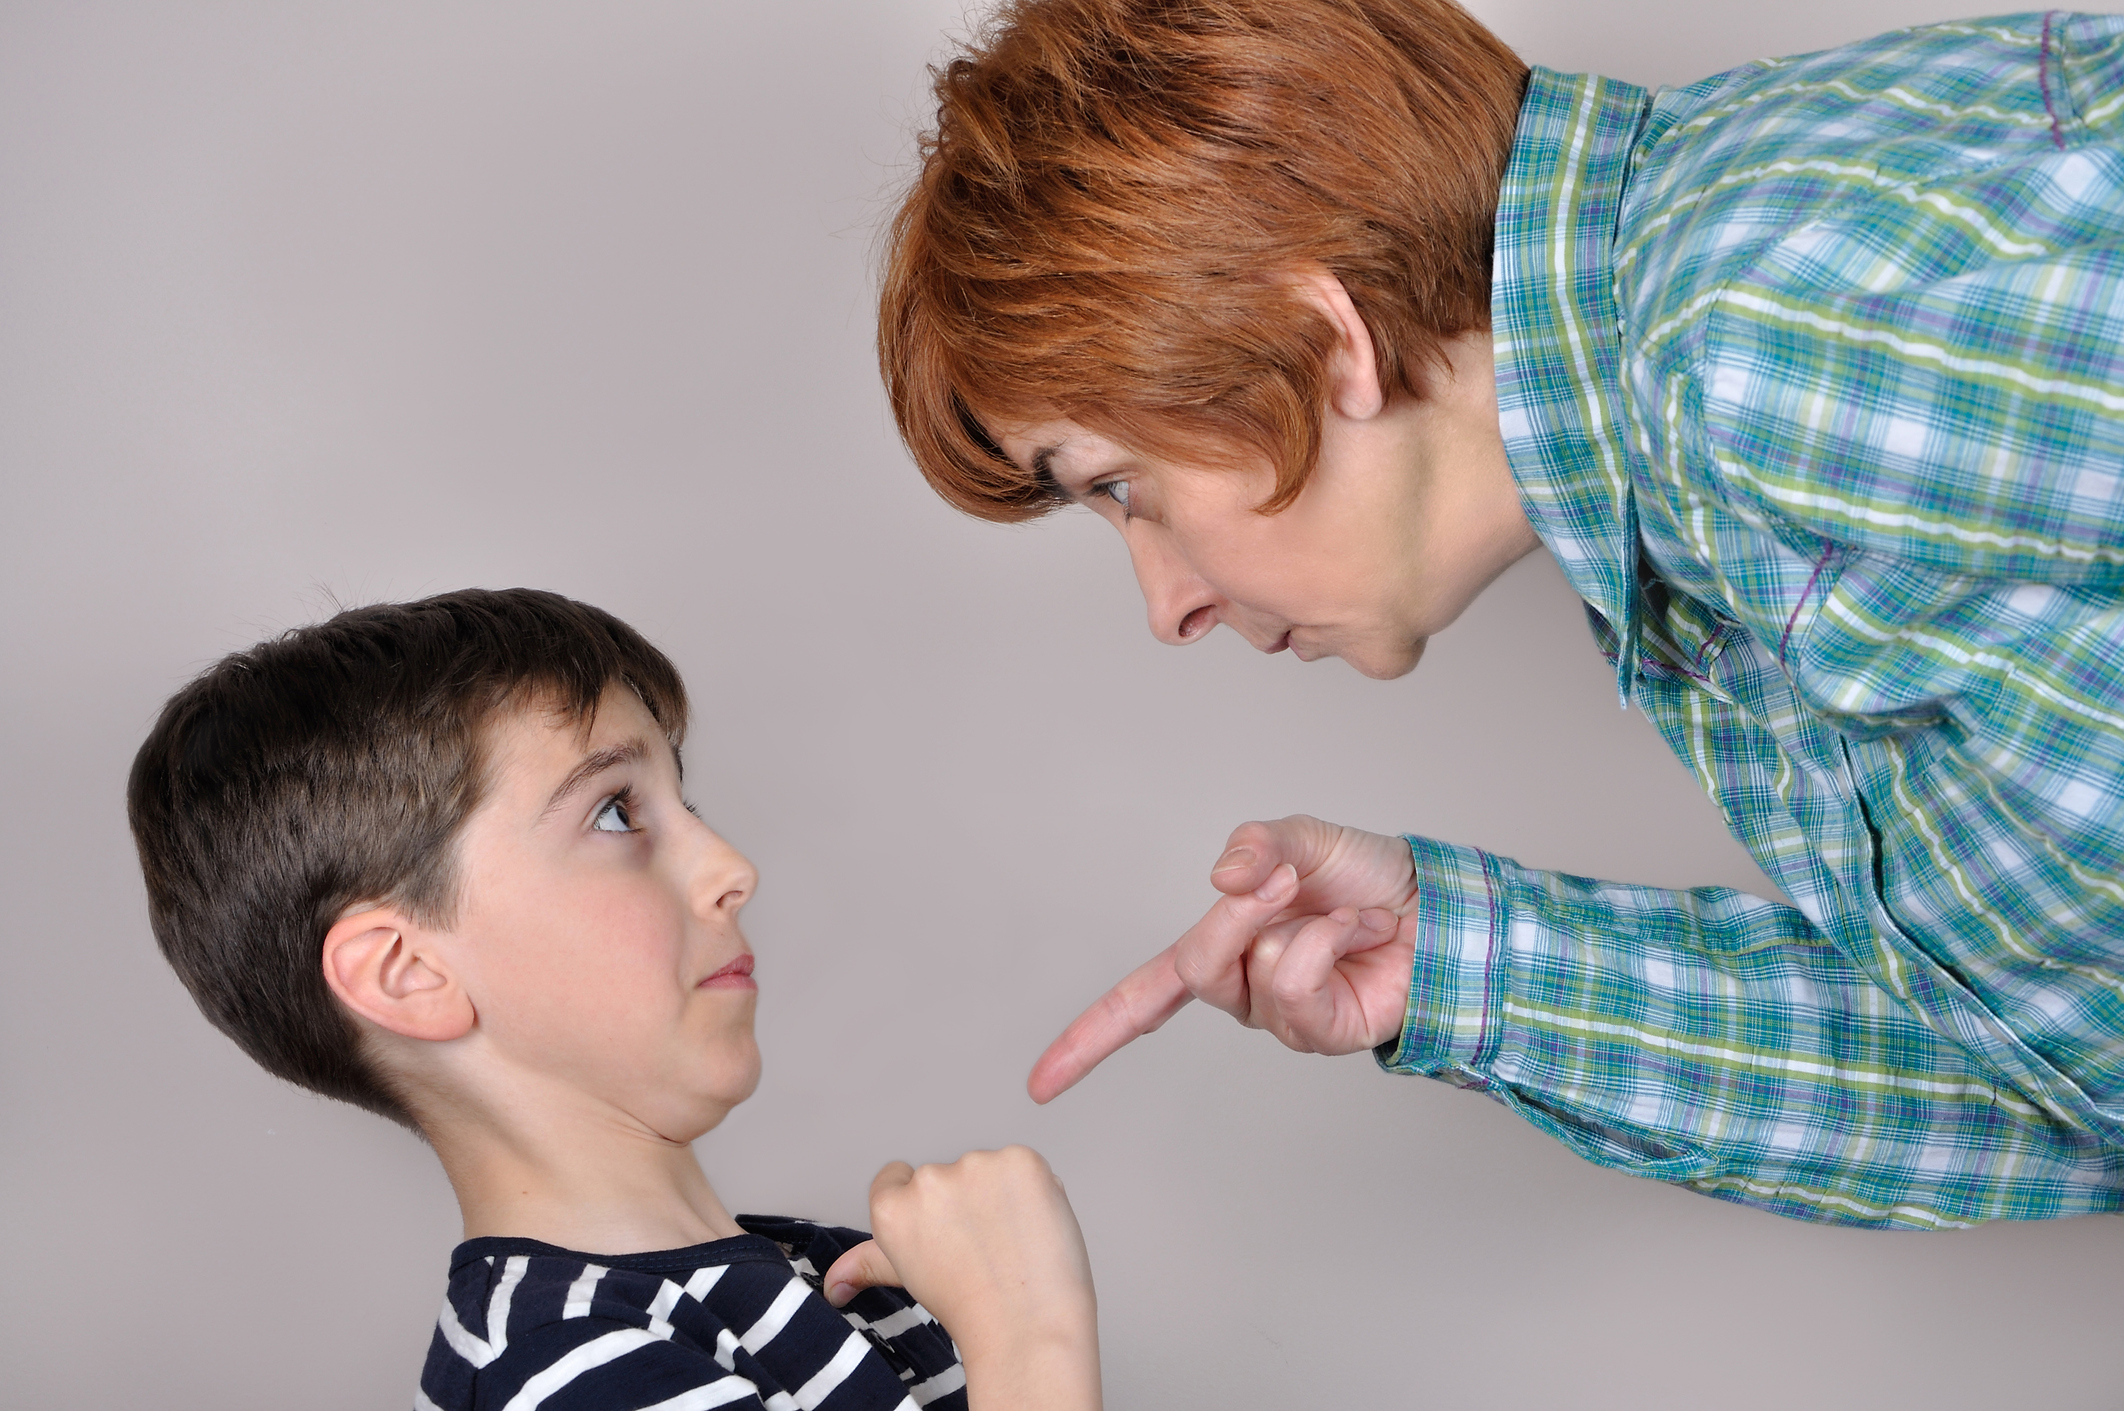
[592,796,635,833]
[1092,479,1131,512]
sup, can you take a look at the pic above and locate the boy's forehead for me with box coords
[480,686,672,801]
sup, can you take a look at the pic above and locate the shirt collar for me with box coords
[1490,67,1653,706]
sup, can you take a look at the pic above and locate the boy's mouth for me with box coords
[698,953,756,990]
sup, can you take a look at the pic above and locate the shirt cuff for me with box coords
[1373,836,1508,1081]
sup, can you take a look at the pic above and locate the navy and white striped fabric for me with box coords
[414,1216,967,1411]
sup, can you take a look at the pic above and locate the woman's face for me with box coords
[991,329,1535,680]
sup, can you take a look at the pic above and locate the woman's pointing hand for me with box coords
[1027,816,1421,1103]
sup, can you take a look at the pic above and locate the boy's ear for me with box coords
[321,907,475,1043]
[1287,268,1386,423]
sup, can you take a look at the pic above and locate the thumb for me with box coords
[1172,862,1299,1016]
[1208,815,1339,896]
[822,1238,902,1308]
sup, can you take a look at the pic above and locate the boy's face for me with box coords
[440,685,760,1143]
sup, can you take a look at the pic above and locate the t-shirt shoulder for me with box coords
[414,1217,966,1411]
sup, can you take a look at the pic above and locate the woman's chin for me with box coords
[1338,636,1428,680]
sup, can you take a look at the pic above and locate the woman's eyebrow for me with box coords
[1032,446,1068,501]
[540,740,647,820]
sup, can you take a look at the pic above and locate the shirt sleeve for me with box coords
[1375,834,2124,1228]
[1683,148,2124,587]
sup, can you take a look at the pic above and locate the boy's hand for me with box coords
[1028,815,1420,1102]
[824,1146,1100,1411]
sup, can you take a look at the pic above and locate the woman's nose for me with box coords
[1127,525,1222,646]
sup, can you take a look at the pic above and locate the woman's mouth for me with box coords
[1264,631,1291,654]
[699,954,756,990]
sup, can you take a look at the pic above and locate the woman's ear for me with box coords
[1288,268,1386,422]
[321,907,475,1043]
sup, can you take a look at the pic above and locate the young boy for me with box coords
[126,587,1102,1410]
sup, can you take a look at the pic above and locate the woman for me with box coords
[878,0,2124,1228]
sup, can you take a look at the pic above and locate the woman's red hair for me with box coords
[880,0,1528,521]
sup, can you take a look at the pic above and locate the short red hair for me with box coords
[880,0,1528,521]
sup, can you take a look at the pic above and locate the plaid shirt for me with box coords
[1379,14,2124,1227]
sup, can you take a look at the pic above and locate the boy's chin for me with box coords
[673,1046,762,1138]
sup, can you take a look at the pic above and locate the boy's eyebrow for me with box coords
[539,740,648,821]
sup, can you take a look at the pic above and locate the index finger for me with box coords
[1027,946,1192,1104]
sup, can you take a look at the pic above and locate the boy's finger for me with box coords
[822,1238,902,1308]
[1027,947,1193,1104]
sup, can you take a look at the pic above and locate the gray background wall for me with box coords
[3,2,2119,1405]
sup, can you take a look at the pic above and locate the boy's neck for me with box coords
[427,1089,746,1255]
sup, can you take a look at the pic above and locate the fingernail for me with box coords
[1212,846,1256,875]
[827,1282,854,1307]
[1359,908,1395,931]
[1257,864,1297,904]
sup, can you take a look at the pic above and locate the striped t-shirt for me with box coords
[414,1215,968,1411]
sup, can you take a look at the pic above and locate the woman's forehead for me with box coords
[989,418,1120,472]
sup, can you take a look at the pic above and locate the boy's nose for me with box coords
[686,825,757,919]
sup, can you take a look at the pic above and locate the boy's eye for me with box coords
[592,795,636,833]
[1091,478,1130,513]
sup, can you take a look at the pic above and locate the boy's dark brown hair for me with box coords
[126,588,689,1131]
[880,0,1527,521]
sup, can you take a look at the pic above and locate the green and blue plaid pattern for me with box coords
[1380,14,2124,1227]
